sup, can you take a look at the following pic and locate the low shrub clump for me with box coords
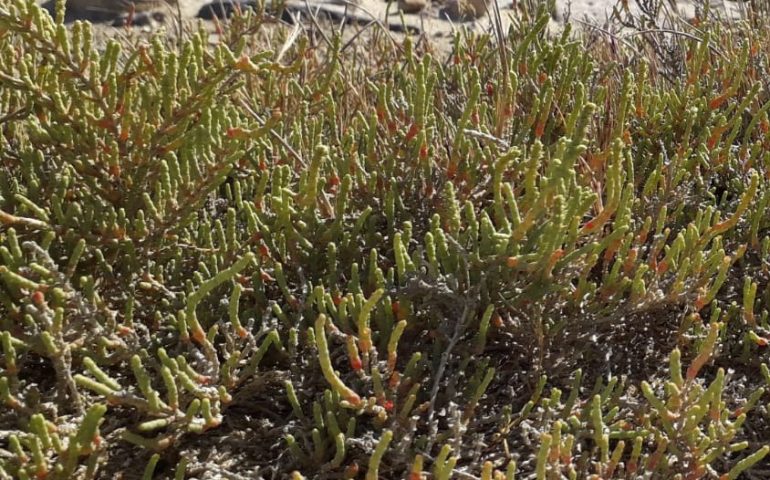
[4,0,770,477]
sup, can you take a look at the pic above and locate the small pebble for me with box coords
[442,0,488,20]
[398,0,427,13]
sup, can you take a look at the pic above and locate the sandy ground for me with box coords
[49,0,752,38]
[271,0,751,38]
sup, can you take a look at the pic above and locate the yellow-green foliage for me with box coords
[3,0,770,477]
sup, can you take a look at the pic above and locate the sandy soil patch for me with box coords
[46,0,751,45]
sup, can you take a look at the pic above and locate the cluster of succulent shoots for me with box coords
[4,0,770,477]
